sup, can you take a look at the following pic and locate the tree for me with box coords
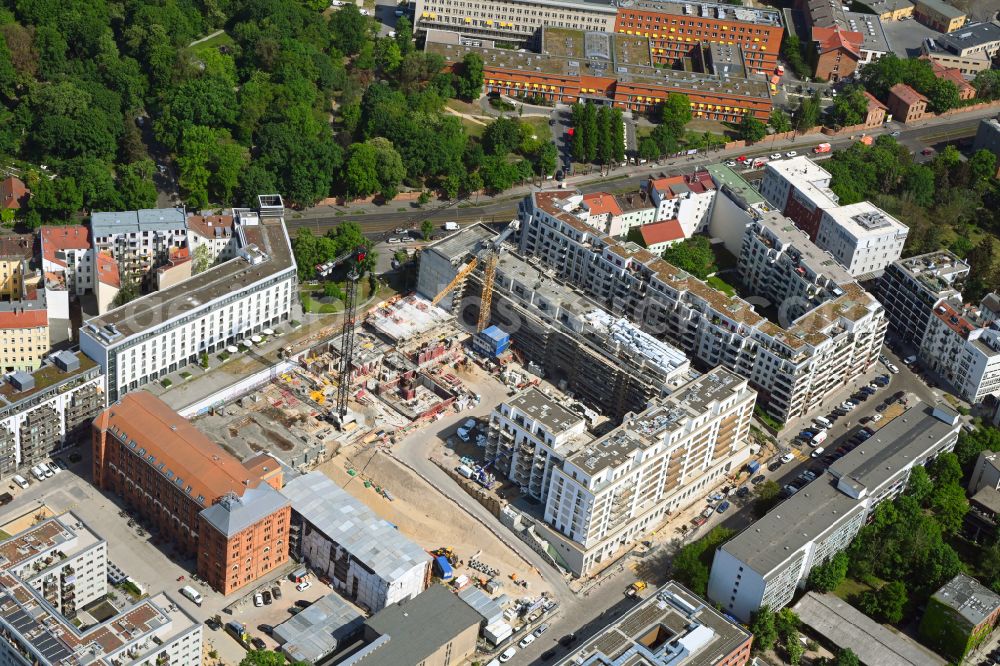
[394,16,414,55]
[969,149,998,188]
[661,236,716,280]
[786,632,804,666]
[926,78,960,114]
[833,648,860,666]
[330,5,370,56]
[748,606,778,652]
[532,141,558,177]
[967,237,998,302]
[752,480,782,518]
[192,244,213,274]
[661,93,692,135]
[421,219,435,240]
[639,137,660,161]
[25,177,83,227]
[782,34,809,79]
[240,650,304,666]
[807,551,848,592]
[769,108,792,133]
[973,69,1000,101]
[955,426,1000,470]
[670,526,733,595]
[795,94,822,131]
[857,580,907,623]
[930,481,969,536]
[737,112,767,143]
[905,465,934,505]
[829,85,869,127]
[775,608,800,643]
[345,143,381,198]
[929,452,963,488]
[455,52,484,101]
[483,117,522,156]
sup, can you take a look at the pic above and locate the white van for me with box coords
[38,463,54,478]
[813,416,832,429]
[180,585,203,606]
[12,474,28,489]
[30,466,45,481]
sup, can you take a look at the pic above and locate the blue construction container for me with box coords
[434,556,454,581]
[472,325,510,358]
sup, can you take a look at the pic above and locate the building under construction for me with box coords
[416,224,697,422]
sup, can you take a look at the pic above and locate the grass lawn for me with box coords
[192,31,234,53]
[833,576,874,602]
[446,99,483,115]
[300,277,380,314]
[521,116,551,140]
[707,275,736,296]
[461,118,486,139]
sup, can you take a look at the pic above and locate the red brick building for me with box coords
[927,58,977,100]
[887,83,929,123]
[812,26,863,82]
[863,91,889,127]
[93,391,290,595]
[0,177,27,211]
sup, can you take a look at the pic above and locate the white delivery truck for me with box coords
[180,585,203,606]
[811,431,828,446]
[443,222,460,231]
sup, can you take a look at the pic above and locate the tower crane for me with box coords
[323,245,368,426]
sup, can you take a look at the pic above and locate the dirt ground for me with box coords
[315,449,550,596]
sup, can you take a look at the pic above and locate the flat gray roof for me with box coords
[274,592,364,664]
[931,574,1000,628]
[82,220,293,341]
[427,224,495,263]
[199,484,289,538]
[723,402,959,575]
[507,387,585,434]
[706,163,765,206]
[916,0,966,18]
[559,581,752,666]
[362,586,481,666]
[90,208,186,237]
[828,402,959,496]
[794,592,947,666]
[753,209,855,287]
[281,472,430,583]
[937,21,1000,51]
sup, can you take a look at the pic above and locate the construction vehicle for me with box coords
[432,547,457,565]
[626,581,647,597]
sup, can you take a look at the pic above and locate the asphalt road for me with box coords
[285,108,996,239]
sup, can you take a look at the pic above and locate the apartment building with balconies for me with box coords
[759,156,840,241]
[412,0,618,43]
[485,387,594,502]
[80,197,296,402]
[877,250,969,346]
[515,189,886,424]
[709,401,960,621]
[89,208,187,287]
[92,391,290,595]
[0,513,202,666]
[815,202,908,277]
[0,350,103,479]
[540,368,755,575]
[920,300,1000,403]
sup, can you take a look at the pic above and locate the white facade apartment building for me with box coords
[412,0,618,43]
[89,208,188,283]
[517,190,887,423]
[187,213,240,265]
[40,226,93,296]
[485,386,593,502]
[80,198,296,402]
[708,401,960,621]
[0,351,104,480]
[815,202,908,277]
[739,210,855,322]
[759,156,840,242]
[0,513,202,666]
[541,367,755,575]
[647,173,718,238]
[877,250,969,347]
[282,472,431,613]
[920,300,1000,403]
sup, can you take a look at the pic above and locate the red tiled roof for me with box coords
[813,25,863,57]
[934,301,976,338]
[40,226,90,268]
[582,192,623,217]
[0,177,27,210]
[889,83,928,106]
[94,391,271,505]
[0,308,46,329]
[863,91,888,111]
[187,214,234,239]
[648,173,717,198]
[96,251,120,289]
[640,219,685,246]
[927,59,975,94]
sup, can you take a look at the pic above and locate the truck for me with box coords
[813,143,832,154]
[434,555,454,581]
[180,585,203,606]
[443,221,460,231]
[626,581,647,597]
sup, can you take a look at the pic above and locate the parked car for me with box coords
[499,647,518,663]
[780,453,795,464]
[770,153,782,160]
[725,160,737,167]
[534,623,550,637]
[786,150,798,157]
[559,634,578,646]
[261,590,272,605]
[258,624,274,636]
[295,599,312,608]
[870,413,883,423]
[296,581,311,592]
[887,362,900,374]
[782,484,799,496]
[251,637,266,650]
[751,475,765,484]
[254,592,263,607]
[519,634,536,648]
[811,447,825,457]
[716,501,731,514]
[736,486,751,498]
[272,587,282,599]
[768,461,782,472]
